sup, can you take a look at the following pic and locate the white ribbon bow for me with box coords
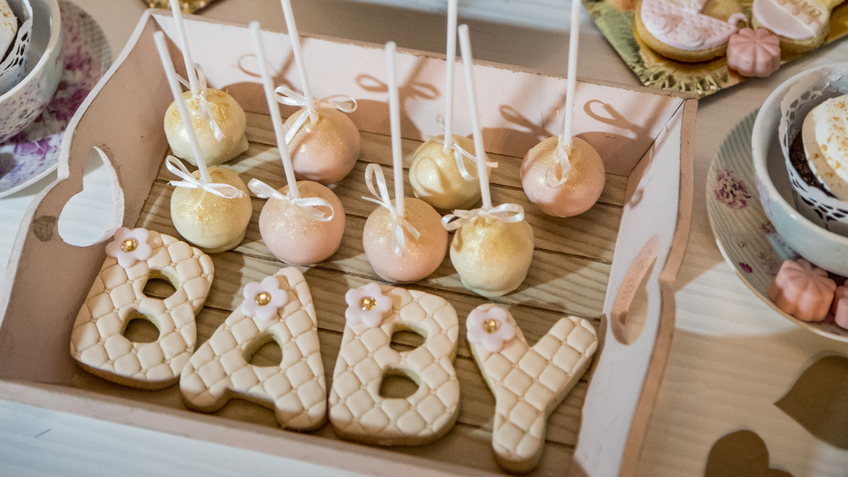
[177,64,225,141]
[275,86,358,145]
[361,163,421,255]
[166,156,245,199]
[441,203,526,231]
[247,178,335,222]
[424,115,498,181]
[548,135,574,188]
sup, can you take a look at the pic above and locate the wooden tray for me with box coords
[0,9,695,477]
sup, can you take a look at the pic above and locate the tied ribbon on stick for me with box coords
[177,63,225,141]
[441,203,525,231]
[424,115,498,181]
[548,134,574,188]
[247,179,335,222]
[362,163,421,255]
[275,86,357,145]
[166,156,245,199]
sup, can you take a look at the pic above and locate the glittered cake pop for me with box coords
[155,32,251,254]
[362,42,448,284]
[443,25,534,298]
[248,22,345,266]
[276,0,360,185]
[520,0,605,218]
[408,0,496,211]
[163,0,248,167]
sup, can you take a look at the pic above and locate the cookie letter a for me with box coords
[180,268,326,431]
[466,305,598,474]
[329,283,460,446]
[70,228,213,389]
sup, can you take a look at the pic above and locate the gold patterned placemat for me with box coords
[144,0,218,13]
[584,0,848,98]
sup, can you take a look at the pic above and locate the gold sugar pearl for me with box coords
[255,292,272,306]
[360,296,377,311]
[120,238,138,253]
[482,319,500,334]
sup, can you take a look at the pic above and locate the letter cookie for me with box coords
[180,268,326,431]
[329,283,460,446]
[752,0,843,53]
[466,305,597,474]
[70,228,213,389]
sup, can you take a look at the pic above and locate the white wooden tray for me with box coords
[0,9,695,477]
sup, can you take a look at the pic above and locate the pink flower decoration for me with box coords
[105,227,152,268]
[727,28,780,78]
[767,259,836,322]
[345,283,393,327]
[714,169,751,210]
[240,276,288,321]
[467,307,516,353]
[832,284,848,330]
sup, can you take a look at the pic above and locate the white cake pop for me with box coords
[248,22,345,266]
[444,25,534,298]
[275,0,360,185]
[362,42,447,284]
[163,0,248,167]
[520,0,605,218]
[408,0,495,211]
[155,32,251,254]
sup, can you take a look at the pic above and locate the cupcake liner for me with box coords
[0,0,33,96]
[779,64,848,237]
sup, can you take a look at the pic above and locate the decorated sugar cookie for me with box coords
[466,305,597,473]
[634,0,747,62]
[752,0,842,54]
[329,283,460,446]
[70,228,213,389]
[180,267,327,430]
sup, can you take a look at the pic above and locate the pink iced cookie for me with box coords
[727,28,781,78]
[832,284,848,329]
[767,259,836,322]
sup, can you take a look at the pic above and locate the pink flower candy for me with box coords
[240,276,289,321]
[345,283,393,327]
[832,284,848,330]
[467,307,516,353]
[768,259,835,322]
[727,28,781,78]
[105,227,152,268]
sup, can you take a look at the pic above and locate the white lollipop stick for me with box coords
[280,0,317,125]
[560,0,580,157]
[443,0,458,152]
[457,25,492,211]
[250,22,301,199]
[386,41,404,218]
[154,31,211,183]
[169,0,199,95]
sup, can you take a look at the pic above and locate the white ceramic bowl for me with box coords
[752,62,848,276]
[0,0,63,143]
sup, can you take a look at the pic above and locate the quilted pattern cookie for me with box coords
[329,283,460,446]
[466,304,598,474]
[70,228,213,389]
[180,268,327,431]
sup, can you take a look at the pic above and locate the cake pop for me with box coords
[275,0,361,185]
[444,25,534,298]
[362,42,448,284]
[163,0,248,167]
[520,0,605,218]
[248,22,345,266]
[408,0,496,211]
[155,32,252,254]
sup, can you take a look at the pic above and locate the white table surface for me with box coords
[2,0,848,476]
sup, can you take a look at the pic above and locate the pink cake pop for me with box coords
[520,0,605,218]
[767,259,836,322]
[276,0,360,185]
[249,22,345,266]
[362,42,448,284]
